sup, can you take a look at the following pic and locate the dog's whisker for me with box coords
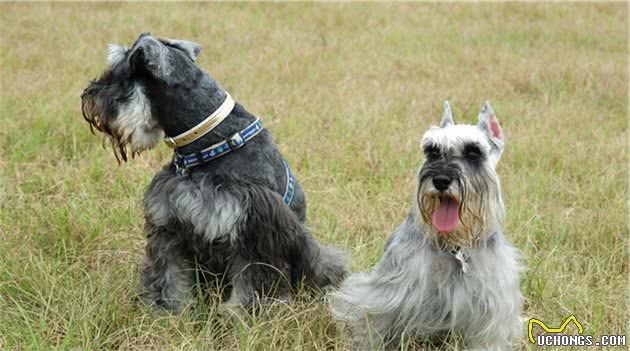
[101,134,107,150]
[110,137,121,165]
[119,142,128,163]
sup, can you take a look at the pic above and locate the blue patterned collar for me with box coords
[173,118,263,176]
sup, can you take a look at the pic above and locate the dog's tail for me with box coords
[237,183,348,290]
[301,241,349,289]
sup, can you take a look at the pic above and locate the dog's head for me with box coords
[417,101,505,247]
[81,33,204,162]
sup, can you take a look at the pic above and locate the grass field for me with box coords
[0,2,628,350]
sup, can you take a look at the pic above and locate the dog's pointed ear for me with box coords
[129,33,165,72]
[440,101,455,128]
[161,38,202,62]
[477,101,504,149]
[107,44,128,66]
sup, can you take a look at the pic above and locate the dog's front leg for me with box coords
[140,222,193,313]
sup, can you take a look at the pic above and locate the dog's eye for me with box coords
[463,144,483,160]
[424,146,441,160]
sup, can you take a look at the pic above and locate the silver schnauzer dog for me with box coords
[330,102,523,350]
[81,33,347,312]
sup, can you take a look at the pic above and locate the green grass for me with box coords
[0,3,627,350]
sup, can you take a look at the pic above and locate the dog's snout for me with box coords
[432,175,452,191]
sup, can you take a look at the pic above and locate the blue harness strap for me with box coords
[282,160,295,205]
[172,118,295,206]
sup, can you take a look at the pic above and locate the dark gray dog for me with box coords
[81,33,347,312]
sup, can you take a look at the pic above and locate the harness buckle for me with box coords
[173,154,190,177]
[227,133,245,150]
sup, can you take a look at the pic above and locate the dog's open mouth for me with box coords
[432,195,459,233]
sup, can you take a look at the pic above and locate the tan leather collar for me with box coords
[164,92,235,148]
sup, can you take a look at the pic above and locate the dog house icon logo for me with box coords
[528,315,584,343]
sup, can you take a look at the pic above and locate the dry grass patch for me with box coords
[0,3,627,350]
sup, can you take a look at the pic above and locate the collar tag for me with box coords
[453,249,470,274]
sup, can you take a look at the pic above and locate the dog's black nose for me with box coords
[433,175,452,191]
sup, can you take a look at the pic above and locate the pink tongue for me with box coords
[432,197,459,233]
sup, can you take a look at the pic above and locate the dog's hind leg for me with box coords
[235,184,348,294]
[226,256,293,308]
[140,222,193,312]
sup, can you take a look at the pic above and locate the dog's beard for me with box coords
[81,85,163,163]
[417,178,501,248]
